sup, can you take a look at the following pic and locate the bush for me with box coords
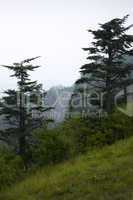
[30,111,133,167]
[0,147,24,190]
[31,128,74,166]
[96,112,133,144]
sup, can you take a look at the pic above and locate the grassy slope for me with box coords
[1,137,133,200]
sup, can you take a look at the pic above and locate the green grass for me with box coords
[1,137,133,200]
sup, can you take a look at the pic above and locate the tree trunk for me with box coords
[18,136,26,157]
[106,90,112,114]
[124,86,127,105]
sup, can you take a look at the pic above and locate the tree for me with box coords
[0,57,50,163]
[75,15,133,115]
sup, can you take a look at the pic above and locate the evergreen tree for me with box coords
[0,57,50,162]
[75,15,133,114]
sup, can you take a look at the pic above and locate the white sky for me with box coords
[0,0,133,91]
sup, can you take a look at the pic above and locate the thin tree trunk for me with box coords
[124,86,127,105]
[18,65,26,162]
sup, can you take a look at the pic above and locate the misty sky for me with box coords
[0,0,133,91]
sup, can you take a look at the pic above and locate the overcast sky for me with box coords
[0,0,133,91]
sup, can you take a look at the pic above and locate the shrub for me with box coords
[30,111,133,167]
[0,147,24,190]
[31,128,74,166]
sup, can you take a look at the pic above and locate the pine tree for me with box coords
[0,57,50,162]
[75,15,133,114]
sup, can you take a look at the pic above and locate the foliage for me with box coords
[30,111,133,167]
[2,136,133,199]
[0,57,49,163]
[72,15,133,115]
[0,148,24,190]
[0,111,132,190]
[31,127,75,166]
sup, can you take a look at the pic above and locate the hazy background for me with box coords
[0,0,133,92]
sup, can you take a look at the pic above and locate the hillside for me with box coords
[1,137,133,200]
